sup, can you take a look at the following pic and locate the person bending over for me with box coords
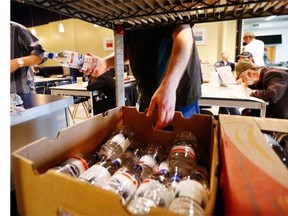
[236,60,288,119]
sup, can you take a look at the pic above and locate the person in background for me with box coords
[86,69,117,115]
[235,60,288,119]
[87,68,138,115]
[236,51,254,63]
[214,51,235,71]
[214,51,240,115]
[243,32,265,66]
[84,24,202,130]
[263,47,273,65]
[10,21,47,93]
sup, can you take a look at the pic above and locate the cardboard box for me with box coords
[12,107,219,215]
[219,115,288,215]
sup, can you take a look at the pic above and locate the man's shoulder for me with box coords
[264,67,288,78]
[228,61,235,65]
[255,39,265,46]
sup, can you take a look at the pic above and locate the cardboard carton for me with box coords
[12,107,218,215]
[219,115,288,215]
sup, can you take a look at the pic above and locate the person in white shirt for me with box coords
[243,32,265,66]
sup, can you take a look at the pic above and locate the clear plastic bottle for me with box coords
[126,160,174,216]
[262,132,288,168]
[44,50,95,71]
[53,151,99,178]
[168,131,198,186]
[99,125,135,161]
[77,158,121,188]
[136,142,165,181]
[120,140,144,170]
[168,163,210,216]
[77,142,143,188]
[103,166,141,205]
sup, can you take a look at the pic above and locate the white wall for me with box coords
[243,17,288,63]
[29,19,114,67]
[194,20,237,65]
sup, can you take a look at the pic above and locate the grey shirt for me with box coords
[10,21,46,93]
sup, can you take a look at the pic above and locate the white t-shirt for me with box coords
[244,39,265,66]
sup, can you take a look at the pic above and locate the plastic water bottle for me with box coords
[99,125,135,161]
[103,166,141,205]
[168,131,198,186]
[53,151,99,178]
[77,158,121,187]
[126,160,174,215]
[262,132,288,168]
[120,140,144,170]
[44,50,95,71]
[136,142,166,181]
[168,163,210,216]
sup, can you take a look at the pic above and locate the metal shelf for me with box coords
[24,0,288,30]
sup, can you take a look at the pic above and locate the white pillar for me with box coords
[114,31,125,106]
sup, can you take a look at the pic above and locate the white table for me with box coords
[50,82,100,116]
[34,76,72,83]
[50,77,136,116]
[34,76,73,94]
[199,83,267,117]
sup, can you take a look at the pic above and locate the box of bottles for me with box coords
[218,115,288,215]
[12,106,219,215]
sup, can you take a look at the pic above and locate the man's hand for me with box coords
[146,85,176,131]
[80,53,108,78]
[146,24,192,131]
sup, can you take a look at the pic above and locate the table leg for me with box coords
[90,92,94,116]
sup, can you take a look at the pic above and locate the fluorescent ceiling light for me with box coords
[265,15,276,21]
[59,22,65,33]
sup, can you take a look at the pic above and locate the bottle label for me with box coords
[69,52,85,68]
[170,145,196,160]
[134,179,173,207]
[111,133,131,152]
[62,155,89,177]
[106,170,139,203]
[56,51,85,68]
[137,155,157,170]
[78,164,111,187]
[174,179,210,207]
[81,55,95,71]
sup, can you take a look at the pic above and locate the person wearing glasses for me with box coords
[235,60,288,119]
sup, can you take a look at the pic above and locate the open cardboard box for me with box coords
[12,107,219,215]
[219,115,288,215]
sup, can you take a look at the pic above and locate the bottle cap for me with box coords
[113,158,122,168]
[44,52,55,59]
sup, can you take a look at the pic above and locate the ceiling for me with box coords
[11,0,70,28]
[243,14,288,30]
[12,0,288,30]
